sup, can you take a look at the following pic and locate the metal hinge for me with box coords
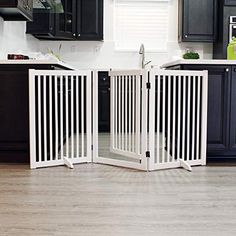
[146,151,150,158]
[146,82,151,89]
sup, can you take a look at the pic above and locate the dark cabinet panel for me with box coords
[26,0,103,40]
[54,0,77,39]
[229,66,236,151]
[182,65,230,155]
[77,0,103,40]
[0,0,33,21]
[98,72,110,132]
[179,0,218,42]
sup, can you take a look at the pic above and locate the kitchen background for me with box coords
[0,0,212,69]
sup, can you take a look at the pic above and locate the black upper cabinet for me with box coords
[26,0,103,40]
[77,0,103,40]
[0,0,33,21]
[178,0,218,42]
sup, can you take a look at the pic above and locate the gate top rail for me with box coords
[29,69,92,77]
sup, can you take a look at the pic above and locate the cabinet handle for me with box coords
[225,68,229,72]
[67,19,72,24]
[78,34,81,37]
[234,68,236,72]
[185,35,188,38]
[73,33,76,36]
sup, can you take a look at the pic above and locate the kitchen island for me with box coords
[0,60,73,163]
[161,59,236,161]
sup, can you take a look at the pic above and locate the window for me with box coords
[114,0,170,51]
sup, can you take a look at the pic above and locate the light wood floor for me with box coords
[0,164,236,236]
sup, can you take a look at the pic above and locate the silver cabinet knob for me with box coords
[225,68,229,72]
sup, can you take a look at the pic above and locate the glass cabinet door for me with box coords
[56,0,76,39]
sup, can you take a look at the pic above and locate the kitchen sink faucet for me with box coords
[139,44,152,69]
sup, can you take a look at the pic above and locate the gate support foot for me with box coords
[63,157,74,169]
[179,159,192,172]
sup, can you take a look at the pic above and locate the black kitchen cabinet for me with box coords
[0,0,33,21]
[178,0,218,42]
[26,0,103,40]
[166,63,236,160]
[77,0,103,40]
[229,66,236,151]
[98,72,110,132]
[0,63,71,163]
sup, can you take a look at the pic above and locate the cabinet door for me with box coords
[179,0,217,42]
[55,0,77,39]
[183,65,230,154]
[77,0,103,40]
[229,66,236,151]
[98,72,110,132]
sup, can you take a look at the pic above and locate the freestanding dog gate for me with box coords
[29,69,208,171]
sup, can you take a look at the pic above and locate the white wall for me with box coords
[0,18,39,59]
[0,0,213,69]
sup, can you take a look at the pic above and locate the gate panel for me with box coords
[93,70,148,170]
[148,70,208,171]
[29,70,92,169]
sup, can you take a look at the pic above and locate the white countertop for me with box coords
[0,59,76,70]
[161,59,236,68]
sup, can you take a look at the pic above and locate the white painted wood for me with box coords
[29,70,37,169]
[29,70,93,169]
[179,159,192,172]
[63,157,74,169]
[54,76,59,161]
[200,71,208,165]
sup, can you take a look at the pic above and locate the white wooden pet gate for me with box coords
[29,69,208,171]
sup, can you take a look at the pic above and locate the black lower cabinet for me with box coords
[98,72,110,132]
[169,64,236,160]
[0,64,70,163]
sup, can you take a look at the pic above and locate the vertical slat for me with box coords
[201,72,208,165]
[76,76,79,158]
[191,76,196,160]
[49,75,53,161]
[60,75,64,159]
[186,76,191,162]
[111,75,115,150]
[132,76,135,153]
[177,76,181,161]
[125,76,128,151]
[122,75,125,150]
[167,75,171,162]
[182,76,186,161]
[162,76,166,163]
[196,76,201,160]
[71,76,74,159]
[156,75,161,164]
[118,76,121,150]
[86,73,92,162]
[81,75,84,158]
[43,75,47,161]
[65,76,69,158]
[38,76,42,163]
[172,75,176,162]
[114,76,117,149]
[54,76,58,160]
[136,75,141,154]
[128,76,131,152]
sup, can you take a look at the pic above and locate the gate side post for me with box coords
[29,69,37,169]
[92,70,99,163]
